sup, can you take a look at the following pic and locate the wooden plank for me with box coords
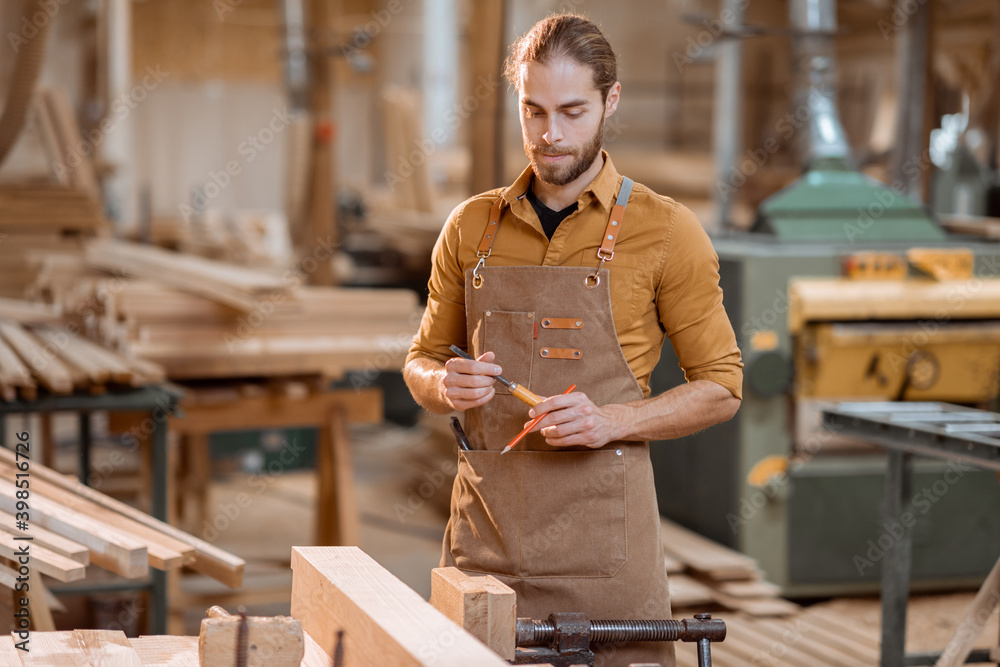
[468,0,505,194]
[749,616,862,666]
[0,635,20,663]
[300,630,334,667]
[42,88,102,201]
[0,470,194,571]
[0,320,74,394]
[85,240,291,312]
[0,331,34,401]
[128,635,199,666]
[800,607,882,651]
[0,509,89,564]
[716,579,782,599]
[74,630,143,665]
[668,573,717,609]
[199,609,304,667]
[429,567,516,660]
[934,553,1000,667]
[17,631,87,666]
[792,614,881,664]
[315,407,360,547]
[710,590,799,617]
[0,477,148,579]
[33,329,112,385]
[0,299,62,325]
[663,552,685,574]
[0,448,244,588]
[660,518,761,581]
[0,531,86,582]
[788,278,1000,333]
[290,547,510,667]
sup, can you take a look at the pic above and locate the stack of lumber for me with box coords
[0,187,106,300]
[109,283,419,380]
[0,630,336,666]
[0,185,105,234]
[675,606,882,667]
[0,446,244,591]
[661,517,800,617]
[85,239,293,312]
[0,307,165,401]
[45,239,425,380]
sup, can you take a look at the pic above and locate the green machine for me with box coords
[649,0,1000,596]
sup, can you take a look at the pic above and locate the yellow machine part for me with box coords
[795,321,1000,401]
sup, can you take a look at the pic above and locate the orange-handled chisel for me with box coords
[449,345,544,406]
[501,384,576,455]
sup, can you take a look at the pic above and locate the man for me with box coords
[404,14,742,667]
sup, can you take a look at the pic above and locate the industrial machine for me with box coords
[650,0,1000,596]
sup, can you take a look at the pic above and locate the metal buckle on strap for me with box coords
[586,248,613,288]
[472,255,487,289]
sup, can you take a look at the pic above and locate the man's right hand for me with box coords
[442,350,502,411]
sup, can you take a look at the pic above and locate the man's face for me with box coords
[518,57,616,187]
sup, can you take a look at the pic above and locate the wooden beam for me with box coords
[0,320,74,394]
[304,0,336,286]
[0,509,90,564]
[934,553,1000,667]
[0,531,86,582]
[199,607,304,667]
[315,406,360,546]
[290,547,511,666]
[0,468,194,571]
[129,635,199,666]
[0,478,148,579]
[429,567,516,660]
[469,0,506,193]
[0,447,244,588]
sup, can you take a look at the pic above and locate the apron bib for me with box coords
[440,177,675,667]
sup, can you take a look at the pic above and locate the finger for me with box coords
[445,356,502,378]
[443,371,496,389]
[528,393,582,418]
[447,385,495,402]
[449,386,495,409]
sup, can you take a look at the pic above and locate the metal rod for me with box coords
[697,637,713,667]
[880,450,913,667]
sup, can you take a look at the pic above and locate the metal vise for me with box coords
[511,612,726,667]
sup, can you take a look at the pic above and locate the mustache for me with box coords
[528,144,574,157]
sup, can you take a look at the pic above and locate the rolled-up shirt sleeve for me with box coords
[406,205,468,367]
[656,204,743,400]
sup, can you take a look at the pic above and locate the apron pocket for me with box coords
[519,449,627,578]
[449,450,522,577]
[482,310,534,396]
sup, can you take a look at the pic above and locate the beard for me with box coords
[525,118,605,187]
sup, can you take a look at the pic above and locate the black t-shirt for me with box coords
[526,186,578,240]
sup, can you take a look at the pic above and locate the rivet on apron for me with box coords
[575,321,582,327]
[543,319,551,326]
[607,235,614,240]
[541,349,549,356]
[612,220,618,226]
[527,312,534,318]
[486,310,492,316]
[616,449,622,456]
[573,350,581,357]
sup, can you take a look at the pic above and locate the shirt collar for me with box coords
[501,150,622,212]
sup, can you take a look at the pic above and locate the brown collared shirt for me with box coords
[405,152,743,400]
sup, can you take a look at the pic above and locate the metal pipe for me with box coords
[711,0,744,230]
[789,0,853,169]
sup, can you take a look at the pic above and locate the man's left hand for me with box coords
[525,392,629,449]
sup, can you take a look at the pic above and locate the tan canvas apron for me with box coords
[440,177,675,667]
